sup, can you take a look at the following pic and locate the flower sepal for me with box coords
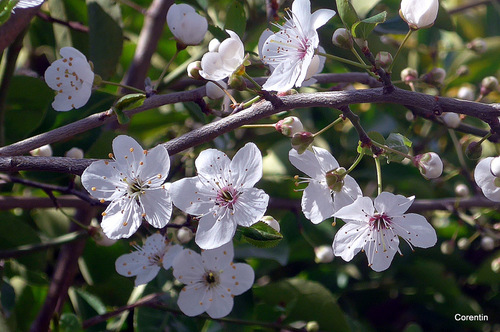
[325,167,347,192]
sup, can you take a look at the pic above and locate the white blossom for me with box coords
[457,86,475,101]
[167,3,207,46]
[199,30,245,82]
[415,152,443,179]
[115,233,182,286]
[400,0,439,29]
[65,147,84,159]
[441,112,460,128]
[172,242,254,318]
[289,146,362,224]
[170,143,269,249]
[81,135,173,239]
[259,0,335,91]
[333,192,437,272]
[44,47,94,111]
[13,0,43,10]
[205,81,227,100]
[474,157,500,202]
[30,144,52,157]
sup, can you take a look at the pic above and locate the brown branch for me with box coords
[121,0,174,91]
[30,208,96,332]
[0,195,90,210]
[0,4,42,53]
[36,11,89,33]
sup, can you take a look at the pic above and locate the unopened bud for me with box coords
[275,116,304,137]
[306,321,320,332]
[440,240,455,255]
[415,152,443,179]
[421,67,446,86]
[65,147,84,159]
[260,216,280,232]
[457,86,475,101]
[375,52,393,70]
[455,184,469,197]
[456,65,469,77]
[481,236,495,251]
[480,76,499,97]
[187,61,203,80]
[30,144,53,157]
[490,156,500,177]
[441,112,460,128]
[208,38,220,52]
[332,28,353,49]
[177,227,194,244]
[465,141,482,160]
[466,38,487,54]
[401,67,418,83]
[325,167,347,192]
[291,132,314,154]
[206,81,227,99]
[492,257,500,273]
[457,237,469,250]
[314,245,334,263]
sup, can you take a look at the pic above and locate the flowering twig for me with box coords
[361,46,394,94]
[317,50,371,70]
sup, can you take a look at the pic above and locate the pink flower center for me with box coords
[216,186,239,209]
[369,213,393,231]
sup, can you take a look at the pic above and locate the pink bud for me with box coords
[275,116,304,137]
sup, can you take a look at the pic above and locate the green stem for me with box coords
[243,72,262,90]
[317,51,371,69]
[371,140,414,161]
[241,123,276,129]
[448,129,468,171]
[346,151,365,174]
[388,29,414,73]
[239,95,261,109]
[154,48,180,90]
[212,80,238,104]
[313,116,343,137]
[100,80,146,94]
[349,46,379,79]
[374,156,383,195]
[476,132,492,145]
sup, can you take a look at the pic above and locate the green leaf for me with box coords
[224,0,246,38]
[374,16,409,35]
[59,313,83,332]
[352,11,387,39]
[0,0,16,25]
[385,133,412,163]
[74,289,107,315]
[254,278,351,331]
[238,222,283,248]
[87,0,123,80]
[351,0,381,19]
[433,3,454,31]
[335,0,360,30]
[1,279,16,316]
[114,93,146,111]
[207,25,228,42]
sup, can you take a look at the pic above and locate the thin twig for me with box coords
[36,12,89,33]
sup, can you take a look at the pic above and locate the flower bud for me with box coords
[228,72,247,91]
[275,116,304,137]
[314,245,334,263]
[454,184,469,197]
[187,61,203,80]
[456,65,469,77]
[30,144,53,157]
[457,86,475,101]
[167,4,208,47]
[291,132,314,154]
[208,38,221,52]
[306,321,320,332]
[375,52,393,71]
[400,67,418,83]
[177,226,194,244]
[205,81,227,99]
[260,215,280,232]
[457,237,469,250]
[490,156,500,177]
[480,76,499,97]
[421,67,446,86]
[441,112,460,128]
[481,236,495,251]
[332,28,353,49]
[325,167,347,192]
[400,0,439,29]
[466,38,487,54]
[440,240,455,255]
[415,152,443,179]
[491,257,500,273]
[65,147,84,159]
[465,141,482,160]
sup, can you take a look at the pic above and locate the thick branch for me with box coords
[0,5,42,53]
[0,195,90,210]
[121,0,174,90]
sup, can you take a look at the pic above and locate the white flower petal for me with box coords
[262,55,302,92]
[366,238,398,272]
[201,242,234,271]
[475,157,500,202]
[101,198,142,239]
[111,135,146,176]
[230,143,263,188]
[291,0,312,30]
[334,196,374,222]
[162,244,183,270]
[332,175,362,212]
[81,160,124,200]
[170,177,214,215]
[173,249,205,282]
[310,9,336,30]
[233,187,269,227]
[195,148,231,181]
[134,266,161,286]
[139,187,172,228]
[312,146,340,172]
[333,222,369,261]
[392,214,437,248]
[177,284,212,317]
[140,144,170,186]
[219,262,254,295]
[205,285,234,318]
[289,148,324,180]
[195,212,237,249]
[302,182,335,224]
[374,192,414,216]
